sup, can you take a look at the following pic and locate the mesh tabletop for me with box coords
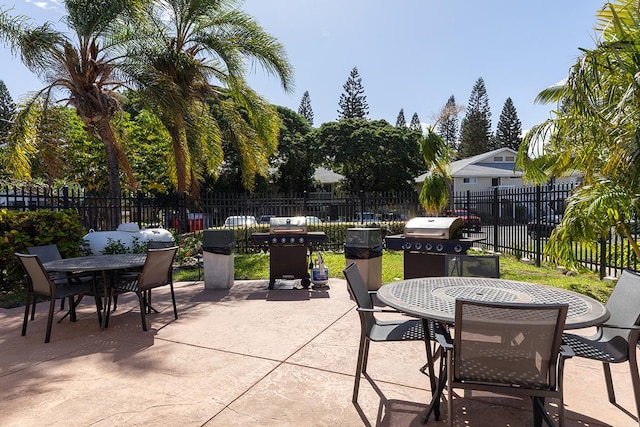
[376,277,609,330]
[42,254,147,272]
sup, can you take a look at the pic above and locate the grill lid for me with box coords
[404,217,463,240]
[269,216,307,234]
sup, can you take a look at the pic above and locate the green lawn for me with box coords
[175,250,614,303]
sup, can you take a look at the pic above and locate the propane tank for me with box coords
[311,251,329,287]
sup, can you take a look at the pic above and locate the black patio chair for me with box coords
[436,298,570,427]
[15,252,99,343]
[111,246,178,331]
[343,262,435,404]
[444,253,500,278]
[562,269,640,426]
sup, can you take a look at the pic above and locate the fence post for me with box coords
[493,187,499,252]
[136,190,143,229]
[535,185,542,267]
[359,190,365,224]
[303,190,308,214]
[62,187,69,209]
[599,237,607,280]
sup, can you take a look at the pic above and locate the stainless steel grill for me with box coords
[250,216,326,289]
[385,217,481,279]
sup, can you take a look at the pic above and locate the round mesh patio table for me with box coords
[376,276,609,329]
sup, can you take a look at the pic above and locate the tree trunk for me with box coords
[166,118,191,194]
[95,118,123,229]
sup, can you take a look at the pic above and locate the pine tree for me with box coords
[494,97,522,150]
[337,66,369,119]
[0,80,15,140]
[458,77,492,158]
[409,112,421,131]
[437,95,460,150]
[298,90,314,126]
[395,108,406,127]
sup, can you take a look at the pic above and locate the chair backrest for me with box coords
[445,254,500,278]
[147,240,176,249]
[453,298,568,390]
[138,246,178,291]
[602,269,640,340]
[26,244,69,283]
[26,244,63,262]
[15,253,54,296]
[343,262,376,332]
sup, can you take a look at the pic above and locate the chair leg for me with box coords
[169,284,178,319]
[22,295,31,336]
[603,362,616,404]
[352,334,369,403]
[45,298,55,343]
[137,292,148,331]
[30,298,36,320]
[627,347,640,424]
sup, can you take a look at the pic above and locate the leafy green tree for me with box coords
[0,1,143,201]
[337,67,369,119]
[459,77,492,157]
[517,0,640,267]
[272,106,318,192]
[298,90,314,126]
[409,112,421,131]
[314,119,424,192]
[395,108,406,127]
[0,80,15,140]
[419,128,452,215]
[126,0,293,196]
[495,97,522,150]
[437,95,461,151]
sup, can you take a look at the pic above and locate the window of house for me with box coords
[463,178,477,184]
[493,156,503,162]
[505,156,515,162]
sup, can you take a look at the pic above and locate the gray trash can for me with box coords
[202,229,235,289]
[345,228,383,290]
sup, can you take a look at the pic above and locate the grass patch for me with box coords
[174,250,613,303]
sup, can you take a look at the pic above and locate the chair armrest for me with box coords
[600,324,640,330]
[560,344,574,359]
[356,307,404,314]
[434,327,453,350]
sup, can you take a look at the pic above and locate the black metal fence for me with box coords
[2,184,637,278]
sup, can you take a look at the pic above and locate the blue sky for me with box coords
[0,0,604,132]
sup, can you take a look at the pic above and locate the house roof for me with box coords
[313,167,344,184]
[415,147,522,183]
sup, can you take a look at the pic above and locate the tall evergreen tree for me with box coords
[0,80,15,141]
[395,108,406,127]
[337,67,369,119]
[409,112,421,131]
[458,77,492,157]
[298,90,314,126]
[437,95,460,150]
[495,97,522,150]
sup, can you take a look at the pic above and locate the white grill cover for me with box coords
[269,216,307,234]
[404,217,463,240]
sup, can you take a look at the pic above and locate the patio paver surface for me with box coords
[0,278,637,426]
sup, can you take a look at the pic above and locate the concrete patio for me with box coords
[1,278,638,426]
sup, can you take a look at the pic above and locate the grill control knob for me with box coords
[298,237,305,244]
[271,237,278,244]
[454,244,463,253]
[289,237,295,244]
[403,242,411,250]
[280,237,286,244]
[436,244,444,252]
[415,243,422,250]
[425,243,432,251]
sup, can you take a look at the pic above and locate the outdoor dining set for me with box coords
[343,255,640,427]
[12,240,640,426]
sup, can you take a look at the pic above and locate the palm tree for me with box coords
[516,0,640,268]
[126,0,293,196]
[0,0,144,203]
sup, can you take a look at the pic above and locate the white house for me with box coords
[415,147,580,193]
